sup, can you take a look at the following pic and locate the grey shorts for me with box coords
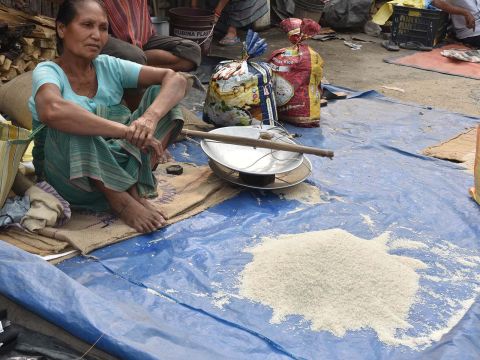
[102,35,202,67]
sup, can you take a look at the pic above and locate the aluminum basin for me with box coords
[200,126,304,175]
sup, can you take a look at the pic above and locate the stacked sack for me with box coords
[203,30,277,127]
[268,18,324,127]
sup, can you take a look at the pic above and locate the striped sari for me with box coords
[43,85,183,212]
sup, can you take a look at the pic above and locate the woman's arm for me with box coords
[214,0,230,16]
[126,66,187,148]
[190,0,229,15]
[431,0,476,30]
[136,67,187,127]
[34,83,127,138]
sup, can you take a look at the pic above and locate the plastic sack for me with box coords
[323,0,372,29]
[268,18,324,127]
[0,122,31,208]
[203,31,277,127]
[469,125,480,204]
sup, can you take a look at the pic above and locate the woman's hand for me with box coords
[143,138,172,165]
[125,116,157,148]
[214,11,221,24]
[464,11,476,30]
[143,138,164,158]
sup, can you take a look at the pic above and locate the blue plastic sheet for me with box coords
[1,87,480,359]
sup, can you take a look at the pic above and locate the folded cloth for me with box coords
[35,181,71,226]
[20,182,71,232]
[441,49,480,63]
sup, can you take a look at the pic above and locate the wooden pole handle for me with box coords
[181,129,334,159]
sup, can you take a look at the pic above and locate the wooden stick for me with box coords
[181,129,334,159]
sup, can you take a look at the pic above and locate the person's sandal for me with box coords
[219,35,241,46]
[382,40,400,51]
[399,41,432,51]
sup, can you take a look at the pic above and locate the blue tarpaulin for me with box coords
[1,87,480,359]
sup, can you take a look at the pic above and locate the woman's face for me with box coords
[57,1,108,60]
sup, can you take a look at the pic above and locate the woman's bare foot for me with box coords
[139,198,168,221]
[128,186,168,223]
[93,180,165,233]
[117,197,165,233]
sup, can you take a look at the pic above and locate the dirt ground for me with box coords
[211,27,480,118]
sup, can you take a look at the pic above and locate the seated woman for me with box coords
[29,0,187,233]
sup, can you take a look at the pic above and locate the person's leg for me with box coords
[142,35,201,71]
[219,26,240,46]
[128,85,184,197]
[130,86,184,147]
[148,122,176,170]
[42,103,171,233]
[42,125,152,232]
[144,49,195,71]
[101,35,147,64]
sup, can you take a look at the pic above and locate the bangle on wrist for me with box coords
[214,9,221,17]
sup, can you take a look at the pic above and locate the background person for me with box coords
[192,0,269,46]
[431,0,480,47]
[101,0,201,71]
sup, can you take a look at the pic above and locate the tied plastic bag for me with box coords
[203,30,277,127]
[469,125,480,205]
[268,18,324,127]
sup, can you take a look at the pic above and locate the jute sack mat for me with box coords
[0,162,240,256]
[422,128,477,172]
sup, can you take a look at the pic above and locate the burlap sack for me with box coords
[178,106,214,141]
[423,127,476,172]
[0,71,33,130]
